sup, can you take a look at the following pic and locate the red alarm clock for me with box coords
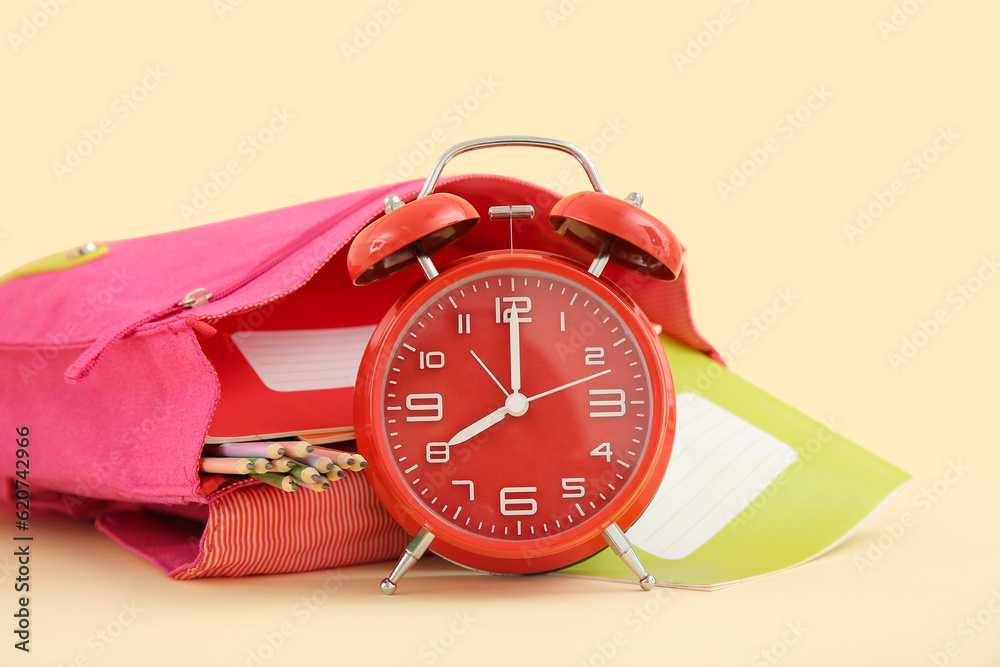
[348,137,683,594]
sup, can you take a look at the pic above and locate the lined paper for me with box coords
[231,326,376,392]
[627,392,798,560]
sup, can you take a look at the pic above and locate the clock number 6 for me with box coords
[500,487,537,516]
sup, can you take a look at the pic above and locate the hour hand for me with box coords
[447,405,510,446]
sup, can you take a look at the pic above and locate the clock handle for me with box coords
[602,523,657,592]
[417,136,610,199]
[380,527,436,595]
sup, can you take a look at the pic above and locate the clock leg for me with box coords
[380,527,436,595]
[601,523,657,591]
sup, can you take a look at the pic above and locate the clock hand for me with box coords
[447,404,511,446]
[448,369,611,447]
[509,306,521,394]
[470,350,509,397]
[446,369,610,447]
[526,368,612,403]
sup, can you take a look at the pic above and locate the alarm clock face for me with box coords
[356,252,674,573]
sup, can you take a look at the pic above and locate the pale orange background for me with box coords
[2,1,999,665]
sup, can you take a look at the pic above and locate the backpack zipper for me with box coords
[64,174,542,383]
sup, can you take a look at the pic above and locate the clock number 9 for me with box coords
[405,393,443,422]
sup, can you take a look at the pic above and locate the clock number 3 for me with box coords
[589,389,626,417]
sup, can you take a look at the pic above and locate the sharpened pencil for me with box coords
[246,457,274,474]
[348,454,368,472]
[286,440,314,458]
[199,457,254,475]
[310,446,356,469]
[250,472,299,492]
[203,442,286,459]
[269,456,298,473]
[324,469,345,482]
[304,479,331,492]
[288,465,323,484]
[290,453,337,473]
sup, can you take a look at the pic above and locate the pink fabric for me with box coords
[0,174,718,577]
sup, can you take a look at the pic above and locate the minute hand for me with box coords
[526,369,612,403]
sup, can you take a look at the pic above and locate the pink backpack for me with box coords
[0,175,716,578]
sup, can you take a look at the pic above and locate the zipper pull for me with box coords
[177,315,217,339]
[178,288,212,309]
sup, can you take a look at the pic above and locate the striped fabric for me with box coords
[173,474,408,579]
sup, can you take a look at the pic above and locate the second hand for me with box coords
[526,368,611,403]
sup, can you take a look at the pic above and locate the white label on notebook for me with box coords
[231,326,376,392]
[626,392,798,560]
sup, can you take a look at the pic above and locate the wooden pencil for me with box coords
[290,453,337,473]
[288,465,323,484]
[286,440,314,458]
[246,457,274,474]
[203,442,285,459]
[270,456,299,473]
[199,457,253,475]
[304,479,331,492]
[310,446,356,469]
[324,469,345,482]
[249,472,299,492]
[348,454,368,472]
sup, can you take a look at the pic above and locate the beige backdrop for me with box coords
[3,1,998,665]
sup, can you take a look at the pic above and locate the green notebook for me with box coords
[557,336,911,590]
